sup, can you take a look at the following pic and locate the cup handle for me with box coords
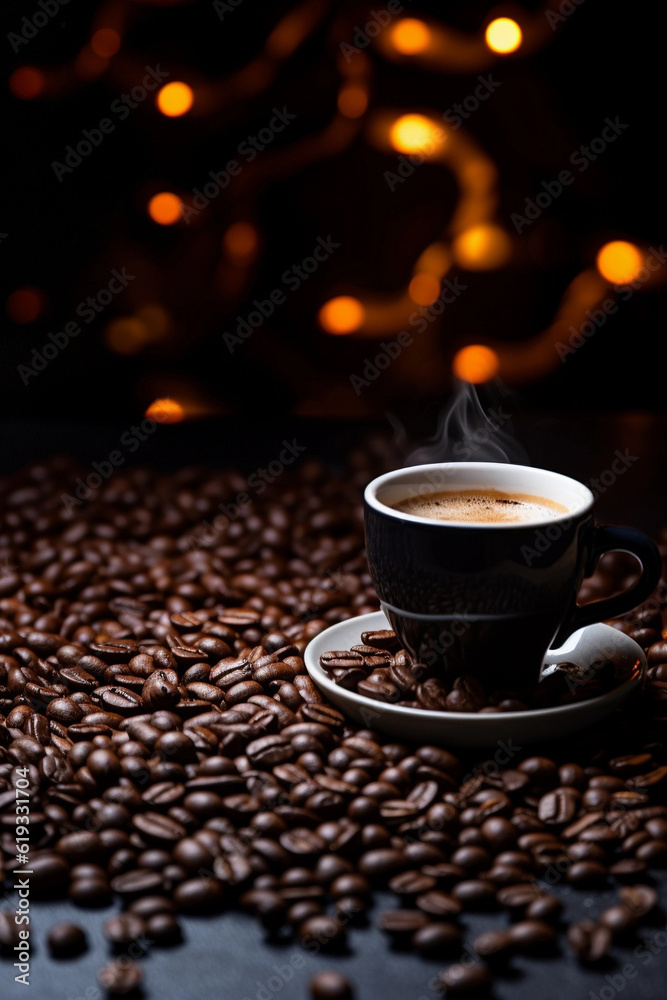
[552,525,662,647]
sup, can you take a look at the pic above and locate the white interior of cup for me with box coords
[365,462,593,528]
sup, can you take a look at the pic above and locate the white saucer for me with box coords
[304,611,645,748]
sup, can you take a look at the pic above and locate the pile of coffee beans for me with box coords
[319,627,637,711]
[0,453,666,999]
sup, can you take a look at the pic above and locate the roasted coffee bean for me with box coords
[104,913,147,948]
[97,960,143,996]
[437,964,492,995]
[378,909,430,938]
[473,929,514,960]
[508,919,557,954]
[47,922,87,957]
[146,912,182,944]
[412,921,461,956]
[320,651,365,673]
[598,904,638,939]
[567,920,613,964]
[298,914,346,951]
[309,970,354,1000]
[619,884,658,916]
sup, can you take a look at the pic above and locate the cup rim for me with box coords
[364,461,594,529]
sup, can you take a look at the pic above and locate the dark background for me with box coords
[4,0,665,430]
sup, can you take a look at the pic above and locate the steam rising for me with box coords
[403,380,525,467]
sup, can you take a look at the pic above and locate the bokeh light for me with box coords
[409,274,441,306]
[157,82,194,118]
[145,398,185,424]
[6,287,45,324]
[596,241,643,285]
[452,225,512,270]
[390,19,432,55]
[389,114,444,154]
[105,318,148,355]
[91,28,121,58]
[148,192,183,225]
[453,345,499,383]
[223,222,259,262]
[9,67,45,100]
[485,18,522,54]
[318,296,365,335]
[136,304,170,340]
[337,86,368,119]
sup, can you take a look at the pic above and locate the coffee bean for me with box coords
[473,929,514,960]
[146,912,182,944]
[437,964,492,995]
[619,884,658,917]
[97,960,143,996]
[412,921,461,956]
[378,909,430,938]
[47,923,87,957]
[104,913,147,948]
[298,914,346,951]
[508,919,557,953]
[0,911,21,949]
[567,920,613,963]
[173,877,225,912]
[309,970,354,1000]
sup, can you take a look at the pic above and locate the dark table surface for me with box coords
[1,412,666,999]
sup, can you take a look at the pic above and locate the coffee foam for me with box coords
[391,488,568,524]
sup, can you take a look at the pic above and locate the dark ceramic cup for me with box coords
[364,462,661,691]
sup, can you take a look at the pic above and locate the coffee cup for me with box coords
[364,462,661,690]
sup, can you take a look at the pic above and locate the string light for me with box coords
[6,287,45,324]
[156,82,194,118]
[318,296,365,334]
[9,67,44,99]
[485,18,522,54]
[453,345,499,383]
[337,85,368,119]
[408,274,441,306]
[452,224,512,270]
[105,318,148,355]
[223,222,259,262]
[389,19,432,55]
[389,114,444,154]
[145,398,185,424]
[596,241,643,285]
[148,192,183,225]
[91,28,121,58]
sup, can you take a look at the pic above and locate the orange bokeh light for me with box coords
[223,222,259,261]
[145,398,185,424]
[390,18,432,55]
[91,28,121,58]
[409,274,441,306]
[452,225,512,270]
[318,296,365,335]
[596,241,643,285]
[485,18,522,54]
[9,67,44,100]
[105,318,148,355]
[337,86,368,119]
[156,82,194,118]
[148,192,183,225]
[389,114,444,155]
[453,345,499,383]
[6,287,45,324]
